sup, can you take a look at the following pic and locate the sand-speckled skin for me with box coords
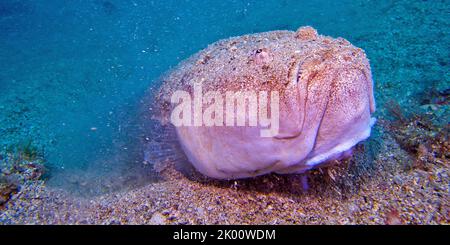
[155,27,376,179]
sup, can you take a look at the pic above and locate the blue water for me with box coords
[0,0,448,193]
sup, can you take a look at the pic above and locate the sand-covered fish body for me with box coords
[154,26,376,179]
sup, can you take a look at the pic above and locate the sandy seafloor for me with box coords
[0,0,449,224]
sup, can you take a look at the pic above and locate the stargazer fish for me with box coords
[148,26,376,179]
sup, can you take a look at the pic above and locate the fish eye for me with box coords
[256,48,263,54]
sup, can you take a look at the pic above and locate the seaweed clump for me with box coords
[0,143,46,208]
[385,100,449,171]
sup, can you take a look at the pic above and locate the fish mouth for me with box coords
[273,57,306,140]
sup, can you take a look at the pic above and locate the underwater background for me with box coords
[0,0,448,224]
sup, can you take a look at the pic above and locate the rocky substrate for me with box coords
[0,109,448,224]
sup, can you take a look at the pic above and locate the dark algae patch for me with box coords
[0,144,46,208]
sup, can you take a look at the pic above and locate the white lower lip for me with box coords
[305,117,375,167]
